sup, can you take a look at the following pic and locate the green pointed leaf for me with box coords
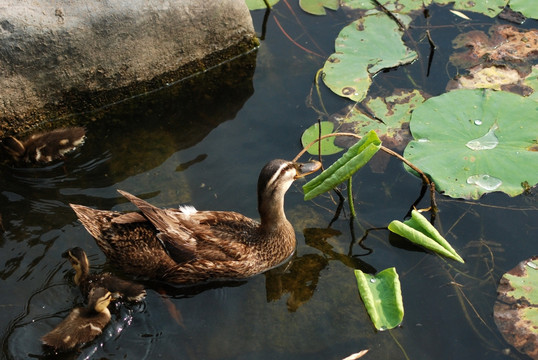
[299,0,339,15]
[494,257,538,359]
[354,267,404,331]
[322,13,418,102]
[404,89,538,200]
[388,210,464,263]
[301,121,344,155]
[245,0,280,10]
[303,130,381,200]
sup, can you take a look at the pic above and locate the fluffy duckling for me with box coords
[41,287,112,351]
[69,159,322,284]
[63,247,146,302]
[1,127,85,163]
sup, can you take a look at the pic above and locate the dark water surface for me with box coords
[1,3,536,360]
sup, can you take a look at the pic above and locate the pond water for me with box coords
[1,2,536,360]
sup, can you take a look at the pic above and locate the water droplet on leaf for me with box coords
[466,174,502,191]
[466,123,499,150]
[370,278,377,283]
[474,119,482,125]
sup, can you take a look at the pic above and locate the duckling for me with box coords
[41,287,112,352]
[1,127,85,163]
[69,159,321,284]
[63,247,146,302]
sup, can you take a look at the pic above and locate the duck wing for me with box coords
[117,190,257,264]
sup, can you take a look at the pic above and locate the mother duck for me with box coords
[70,159,320,284]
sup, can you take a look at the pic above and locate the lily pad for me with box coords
[404,89,538,199]
[341,0,431,13]
[245,0,280,10]
[303,130,381,200]
[328,89,426,150]
[322,13,418,102]
[299,0,339,15]
[354,267,404,331]
[301,121,344,155]
[494,256,538,359]
[436,0,508,17]
[388,210,464,263]
[508,0,538,19]
[450,25,538,74]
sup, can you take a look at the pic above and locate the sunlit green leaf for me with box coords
[404,89,538,200]
[354,267,404,331]
[303,130,381,200]
[299,0,339,15]
[436,0,508,17]
[301,121,344,155]
[322,13,417,102]
[245,0,280,10]
[388,210,464,263]
[494,257,538,359]
[509,0,538,19]
[341,0,432,13]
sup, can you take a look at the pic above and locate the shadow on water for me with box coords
[0,51,257,360]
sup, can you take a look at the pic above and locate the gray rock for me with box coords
[0,0,257,135]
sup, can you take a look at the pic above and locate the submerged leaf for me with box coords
[494,257,538,359]
[303,130,381,200]
[322,13,417,102]
[354,268,404,331]
[301,121,344,155]
[404,89,538,199]
[388,210,464,263]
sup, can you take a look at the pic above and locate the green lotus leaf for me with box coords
[388,210,464,263]
[303,130,381,200]
[404,89,538,200]
[523,65,538,101]
[341,0,432,13]
[436,0,508,17]
[509,0,538,18]
[299,0,339,15]
[245,0,280,10]
[322,13,418,102]
[329,89,425,149]
[494,257,538,359]
[301,121,344,155]
[354,267,404,331]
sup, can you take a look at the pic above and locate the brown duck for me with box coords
[42,287,113,351]
[1,127,85,163]
[63,247,146,301]
[70,159,321,284]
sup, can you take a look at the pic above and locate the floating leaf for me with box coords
[523,65,538,101]
[341,0,431,13]
[494,256,538,359]
[245,0,280,10]
[404,89,538,199]
[446,65,524,91]
[328,89,426,150]
[450,25,538,74]
[436,0,508,17]
[301,121,344,155]
[303,130,381,200]
[388,210,464,263]
[354,267,404,331]
[299,0,339,15]
[322,13,417,102]
[507,0,538,19]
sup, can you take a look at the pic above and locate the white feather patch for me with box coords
[178,205,197,215]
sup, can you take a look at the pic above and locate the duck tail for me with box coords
[70,204,108,241]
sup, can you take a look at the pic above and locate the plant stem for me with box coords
[347,177,356,218]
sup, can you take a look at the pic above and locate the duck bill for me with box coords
[294,160,322,179]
